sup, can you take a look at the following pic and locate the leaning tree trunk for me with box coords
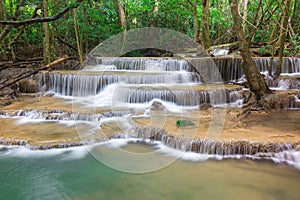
[229,0,270,101]
[73,8,83,64]
[200,0,210,50]
[43,0,51,64]
[275,0,291,77]
[242,0,248,33]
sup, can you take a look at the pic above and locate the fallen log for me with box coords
[0,56,69,91]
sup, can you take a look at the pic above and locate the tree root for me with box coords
[238,92,270,120]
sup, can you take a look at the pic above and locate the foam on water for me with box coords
[83,64,117,71]
[0,145,90,160]
[1,138,300,170]
[281,72,300,77]
[272,151,300,170]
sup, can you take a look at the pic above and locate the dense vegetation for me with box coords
[0,0,299,63]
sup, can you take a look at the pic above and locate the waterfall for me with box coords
[100,57,191,71]
[36,71,201,96]
[253,57,300,74]
[0,109,131,122]
[135,127,296,156]
[212,57,300,81]
[289,94,300,109]
[108,85,240,106]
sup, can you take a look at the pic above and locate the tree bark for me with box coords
[73,8,83,64]
[229,0,270,101]
[275,0,291,77]
[192,0,199,42]
[116,0,126,29]
[242,0,248,32]
[268,15,281,76]
[43,0,51,64]
[152,0,159,27]
[200,0,210,50]
[291,0,298,32]
[0,0,3,31]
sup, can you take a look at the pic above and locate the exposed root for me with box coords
[238,92,270,120]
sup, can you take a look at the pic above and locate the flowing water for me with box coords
[1,57,300,199]
[1,142,300,200]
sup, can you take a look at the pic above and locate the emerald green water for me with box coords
[1,143,300,200]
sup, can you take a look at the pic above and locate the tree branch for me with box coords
[0,57,69,91]
[9,3,42,46]
[0,0,83,27]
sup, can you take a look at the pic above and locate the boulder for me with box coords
[19,79,38,93]
[150,101,166,111]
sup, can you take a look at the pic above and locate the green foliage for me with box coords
[0,0,298,60]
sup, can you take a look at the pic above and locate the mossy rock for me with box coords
[19,79,38,93]
[176,119,195,127]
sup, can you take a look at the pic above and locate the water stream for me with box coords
[1,56,300,199]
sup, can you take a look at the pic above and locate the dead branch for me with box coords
[0,56,69,91]
[56,36,78,51]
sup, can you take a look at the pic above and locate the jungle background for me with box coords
[0,0,299,64]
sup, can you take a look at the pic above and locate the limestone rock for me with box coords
[150,101,166,111]
[19,79,38,93]
[199,103,212,110]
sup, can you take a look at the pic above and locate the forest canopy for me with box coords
[0,0,299,63]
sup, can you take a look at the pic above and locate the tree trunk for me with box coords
[242,0,248,33]
[83,4,88,54]
[229,0,270,101]
[0,0,3,32]
[43,0,51,64]
[247,0,262,42]
[116,0,126,29]
[268,15,281,76]
[192,0,199,42]
[275,0,291,77]
[152,0,159,27]
[73,8,83,64]
[290,0,298,32]
[200,0,210,50]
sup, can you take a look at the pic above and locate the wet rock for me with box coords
[44,93,54,97]
[255,152,274,158]
[199,103,212,110]
[150,101,166,111]
[19,79,38,93]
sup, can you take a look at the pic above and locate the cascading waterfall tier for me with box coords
[266,77,300,90]
[135,127,297,156]
[108,85,242,106]
[36,71,201,96]
[211,57,300,81]
[0,109,131,122]
[99,57,191,71]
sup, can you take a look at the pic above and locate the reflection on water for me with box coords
[0,142,300,200]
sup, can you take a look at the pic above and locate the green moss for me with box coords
[176,119,195,127]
